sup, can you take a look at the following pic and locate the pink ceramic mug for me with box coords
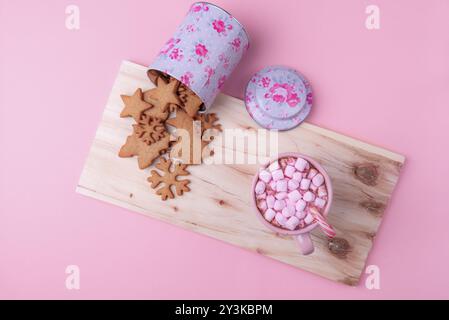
[251,152,333,255]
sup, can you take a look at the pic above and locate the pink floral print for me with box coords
[159,38,180,56]
[213,20,226,33]
[260,77,270,88]
[195,43,209,64]
[306,92,313,105]
[180,72,194,86]
[230,37,241,51]
[212,19,233,36]
[264,83,301,107]
[191,3,209,12]
[204,66,215,86]
[218,53,230,69]
[195,43,208,57]
[217,75,227,89]
[169,48,184,61]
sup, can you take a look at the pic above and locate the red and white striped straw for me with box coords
[309,207,336,238]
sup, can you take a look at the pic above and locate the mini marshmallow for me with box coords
[287,190,302,202]
[314,197,326,208]
[275,212,287,226]
[294,158,308,172]
[304,213,314,225]
[264,208,276,222]
[282,203,296,217]
[300,178,311,190]
[256,192,267,200]
[266,195,275,208]
[269,180,277,191]
[287,179,299,191]
[273,199,286,211]
[258,170,272,184]
[307,168,318,179]
[255,181,266,195]
[285,216,300,230]
[275,192,288,200]
[284,165,296,178]
[292,172,303,181]
[279,158,288,168]
[276,179,288,192]
[295,210,306,219]
[281,207,292,218]
[268,161,280,172]
[295,199,307,212]
[257,200,268,211]
[271,219,281,227]
[310,183,318,192]
[317,186,327,197]
[312,173,324,187]
[303,191,315,202]
[272,169,284,182]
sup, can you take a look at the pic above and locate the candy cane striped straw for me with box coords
[309,207,336,238]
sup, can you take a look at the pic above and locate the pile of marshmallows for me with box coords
[255,157,329,231]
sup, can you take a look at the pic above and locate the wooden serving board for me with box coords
[77,61,405,286]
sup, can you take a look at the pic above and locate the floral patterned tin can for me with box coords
[148,2,250,112]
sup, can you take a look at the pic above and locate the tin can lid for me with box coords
[245,66,313,131]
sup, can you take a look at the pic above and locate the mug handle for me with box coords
[296,233,314,255]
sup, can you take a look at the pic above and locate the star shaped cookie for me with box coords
[144,77,182,112]
[178,84,203,117]
[120,89,154,121]
[118,124,171,169]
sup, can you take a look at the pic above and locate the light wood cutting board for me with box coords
[77,61,405,286]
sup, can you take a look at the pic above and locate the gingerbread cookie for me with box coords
[166,107,195,133]
[167,108,222,164]
[118,123,171,169]
[147,157,190,200]
[166,107,202,164]
[120,88,154,121]
[144,77,181,112]
[177,82,189,95]
[194,113,222,134]
[178,85,203,117]
[135,111,168,145]
[142,88,170,121]
[147,69,160,84]
[119,71,222,200]
[147,69,170,85]
[195,112,222,160]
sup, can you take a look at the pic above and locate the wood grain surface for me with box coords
[77,61,405,285]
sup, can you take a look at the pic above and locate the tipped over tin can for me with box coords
[148,2,250,112]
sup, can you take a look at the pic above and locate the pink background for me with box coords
[1,0,448,299]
